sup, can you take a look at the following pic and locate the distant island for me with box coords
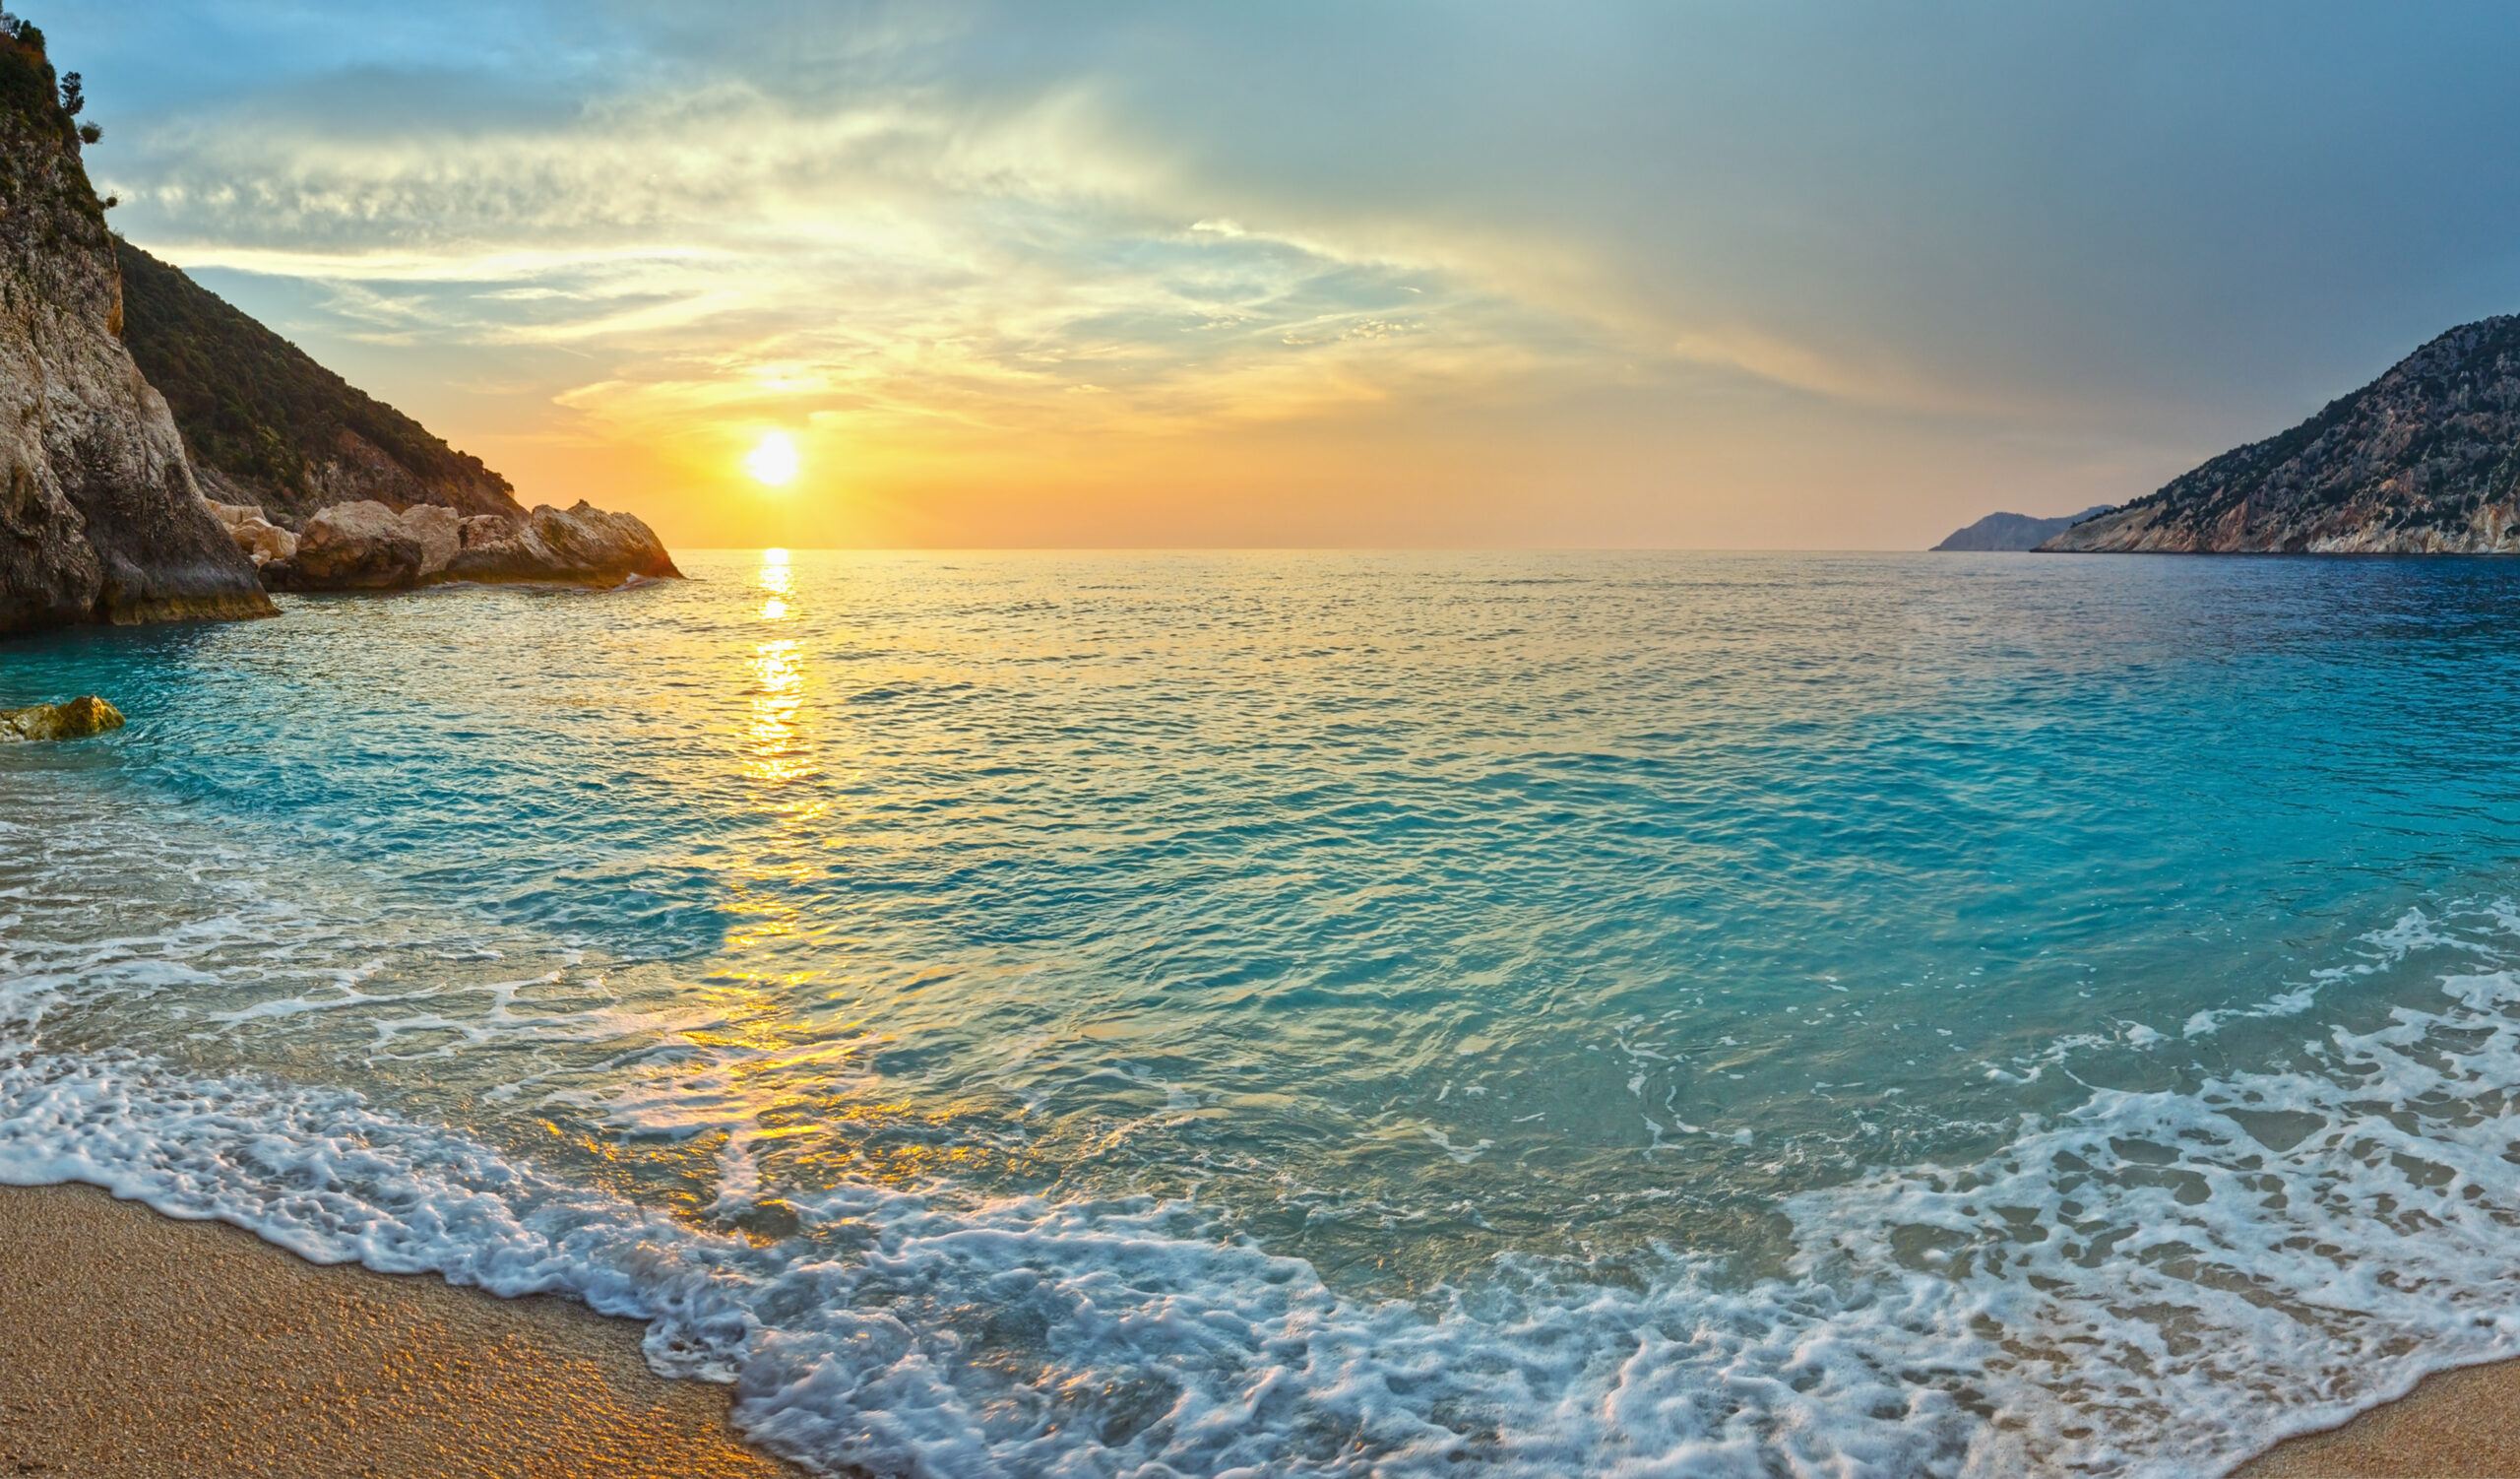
[1930,506,2115,551]
[2043,316,2520,552]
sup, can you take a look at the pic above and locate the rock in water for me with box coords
[281,499,435,589]
[445,501,683,587]
[0,694,125,741]
[2047,316,2520,553]
[0,25,271,633]
[273,497,658,591]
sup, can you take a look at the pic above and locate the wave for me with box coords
[7,902,2520,1476]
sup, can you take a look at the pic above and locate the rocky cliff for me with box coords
[0,16,269,632]
[114,241,523,527]
[2045,316,2520,553]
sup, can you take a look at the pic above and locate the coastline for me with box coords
[8,1187,2520,1479]
[2231,1360,2520,1478]
[0,1181,795,1479]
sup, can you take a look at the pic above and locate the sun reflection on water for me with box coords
[756,546,794,622]
[722,548,833,993]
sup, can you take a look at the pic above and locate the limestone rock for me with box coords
[276,498,501,589]
[0,30,272,632]
[203,499,298,566]
[0,694,124,741]
[445,501,683,587]
[281,499,428,589]
[403,500,460,579]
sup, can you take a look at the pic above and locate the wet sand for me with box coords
[0,1181,796,1479]
[2233,1360,2520,1478]
[11,1175,2516,1479]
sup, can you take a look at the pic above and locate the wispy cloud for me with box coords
[103,67,1613,456]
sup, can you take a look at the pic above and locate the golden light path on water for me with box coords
[667,547,969,1207]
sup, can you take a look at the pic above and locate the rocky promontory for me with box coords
[0,17,271,634]
[114,240,523,527]
[1931,505,2113,551]
[2045,316,2520,553]
[259,498,679,591]
[113,202,679,592]
[0,16,679,631]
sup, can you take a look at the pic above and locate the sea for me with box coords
[7,549,2520,1477]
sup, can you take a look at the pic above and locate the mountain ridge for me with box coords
[2045,316,2520,553]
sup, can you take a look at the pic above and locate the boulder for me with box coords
[268,497,677,592]
[200,499,299,567]
[282,500,448,589]
[444,501,682,587]
[0,694,124,741]
[235,517,298,567]
[402,501,461,579]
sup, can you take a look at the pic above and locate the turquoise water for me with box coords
[9,550,2520,1475]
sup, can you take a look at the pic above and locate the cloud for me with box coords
[99,58,1625,454]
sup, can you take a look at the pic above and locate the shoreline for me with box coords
[0,1181,796,1479]
[1,1180,2516,1475]
[2230,1358,2520,1478]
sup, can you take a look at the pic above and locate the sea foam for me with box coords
[7,907,2520,1476]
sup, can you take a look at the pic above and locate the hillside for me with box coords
[2045,317,2520,552]
[114,241,521,525]
[1930,506,2113,551]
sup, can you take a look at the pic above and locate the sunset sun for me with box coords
[743,431,799,486]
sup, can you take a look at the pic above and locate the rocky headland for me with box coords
[1931,505,2114,551]
[2044,316,2520,553]
[114,239,523,527]
[0,18,676,637]
[0,17,271,634]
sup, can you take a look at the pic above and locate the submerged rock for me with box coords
[0,694,124,741]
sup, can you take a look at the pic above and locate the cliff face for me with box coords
[114,242,524,527]
[0,21,269,632]
[2046,317,2520,553]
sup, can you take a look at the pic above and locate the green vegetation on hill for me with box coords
[2045,314,2520,553]
[0,13,65,144]
[113,240,520,522]
[0,11,107,228]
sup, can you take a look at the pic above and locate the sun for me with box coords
[743,431,800,486]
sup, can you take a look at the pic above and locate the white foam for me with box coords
[16,916,2520,1479]
[17,771,2520,1474]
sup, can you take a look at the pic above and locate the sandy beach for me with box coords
[0,1182,795,1478]
[2231,1360,2520,1478]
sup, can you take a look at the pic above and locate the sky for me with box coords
[40,1,2520,548]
